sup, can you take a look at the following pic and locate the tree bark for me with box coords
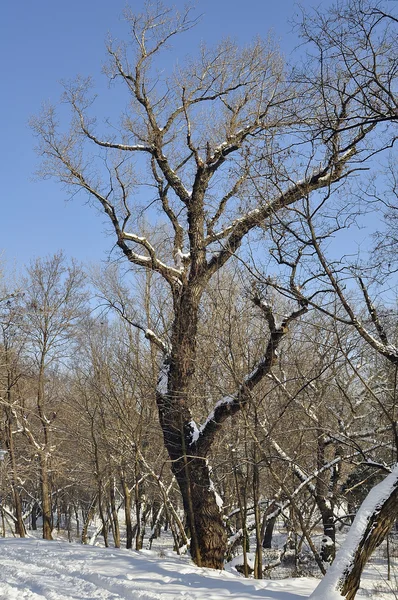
[156,284,227,568]
[40,452,53,540]
[263,515,277,549]
[316,435,336,564]
[120,473,133,550]
[108,479,120,548]
[173,455,226,568]
[81,496,97,544]
[5,406,25,537]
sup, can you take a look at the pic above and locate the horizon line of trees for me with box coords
[0,249,397,588]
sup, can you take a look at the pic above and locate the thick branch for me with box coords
[206,148,357,276]
[191,301,307,455]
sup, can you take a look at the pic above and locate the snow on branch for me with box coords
[309,464,398,600]
[191,300,307,455]
[206,147,357,275]
[270,439,317,495]
[121,231,185,281]
[107,301,171,355]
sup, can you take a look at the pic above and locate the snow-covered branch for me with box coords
[191,301,307,455]
[310,464,398,600]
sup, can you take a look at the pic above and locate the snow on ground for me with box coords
[0,537,317,600]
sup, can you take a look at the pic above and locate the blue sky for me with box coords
[1,0,331,272]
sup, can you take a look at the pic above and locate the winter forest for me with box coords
[1,1,398,598]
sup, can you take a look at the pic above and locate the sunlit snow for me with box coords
[0,538,316,600]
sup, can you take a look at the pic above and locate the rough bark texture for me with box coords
[263,515,277,549]
[173,456,227,568]
[316,436,336,564]
[318,497,336,564]
[154,278,227,569]
[156,284,227,568]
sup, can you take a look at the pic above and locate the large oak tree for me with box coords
[32,0,397,568]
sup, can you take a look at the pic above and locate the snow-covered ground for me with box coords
[0,537,316,600]
[0,536,395,599]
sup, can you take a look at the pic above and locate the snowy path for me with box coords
[0,539,316,600]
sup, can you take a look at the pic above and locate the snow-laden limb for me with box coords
[262,456,343,523]
[191,301,308,455]
[107,301,171,355]
[174,248,190,271]
[205,150,360,284]
[144,328,171,355]
[189,395,234,446]
[154,153,192,204]
[270,440,316,495]
[189,419,200,443]
[309,463,398,600]
[205,207,261,244]
[205,147,357,257]
[207,460,224,511]
[121,231,185,280]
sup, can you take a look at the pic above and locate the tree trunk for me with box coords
[134,472,143,550]
[40,453,53,540]
[309,465,398,600]
[172,455,226,568]
[5,408,25,537]
[156,285,227,568]
[263,514,276,549]
[108,478,120,548]
[31,502,38,531]
[121,474,133,550]
[317,495,336,564]
[81,496,97,544]
[74,505,80,537]
[316,434,336,564]
[253,450,263,579]
[98,485,108,548]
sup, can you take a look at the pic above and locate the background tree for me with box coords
[16,253,87,540]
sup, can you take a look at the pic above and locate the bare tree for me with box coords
[32,1,396,567]
[16,253,87,540]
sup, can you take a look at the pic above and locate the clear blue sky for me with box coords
[1,0,331,272]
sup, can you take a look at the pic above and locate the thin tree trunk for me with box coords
[316,434,336,564]
[5,406,26,537]
[40,452,53,540]
[98,484,108,548]
[37,359,53,541]
[263,514,277,549]
[109,478,120,548]
[134,465,143,551]
[81,496,97,544]
[233,464,249,577]
[253,455,263,579]
[74,505,80,537]
[31,502,38,531]
[120,474,133,550]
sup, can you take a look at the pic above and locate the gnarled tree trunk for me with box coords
[157,285,227,568]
